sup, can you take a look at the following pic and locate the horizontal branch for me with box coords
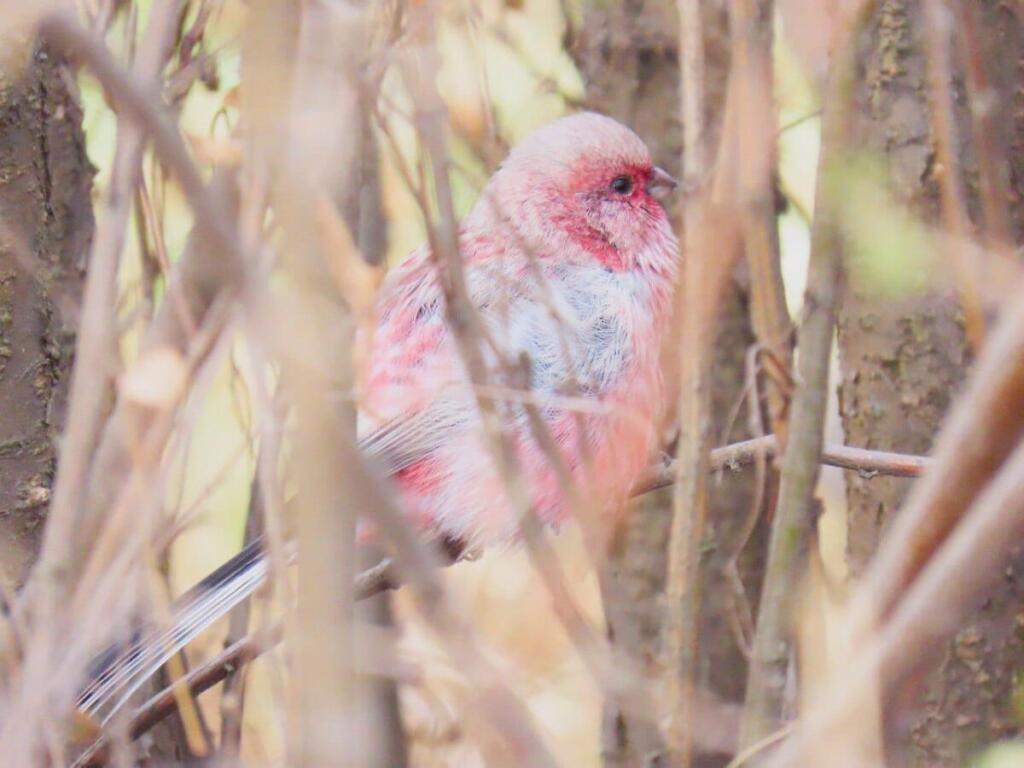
[632,434,928,497]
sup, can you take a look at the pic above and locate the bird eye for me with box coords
[610,175,634,195]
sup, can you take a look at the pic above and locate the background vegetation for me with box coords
[1,0,1023,766]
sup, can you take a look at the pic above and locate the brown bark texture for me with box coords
[839,0,1024,762]
[572,2,765,765]
[0,40,93,588]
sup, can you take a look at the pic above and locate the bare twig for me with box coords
[0,11,251,762]
[36,0,184,625]
[84,530,738,763]
[33,13,247,565]
[635,436,926,503]
[721,0,790,679]
[738,1,874,748]
[246,1,374,763]
[8,8,244,762]
[725,725,793,768]
[729,0,792,436]
[341,443,559,765]
[663,0,712,763]
[38,14,243,283]
[378,8,560,765]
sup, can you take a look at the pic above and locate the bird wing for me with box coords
[356,243,476,475]
[356,241,635,475]
[358,398,470,476]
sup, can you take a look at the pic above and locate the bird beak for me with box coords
[647,166,679,199]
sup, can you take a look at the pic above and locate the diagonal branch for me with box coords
[35,0,188,626]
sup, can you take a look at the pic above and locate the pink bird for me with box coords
[361,111,679,544]
[78,112,679,718]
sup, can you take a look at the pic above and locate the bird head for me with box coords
[467,112,678,272]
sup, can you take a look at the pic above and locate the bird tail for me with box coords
[76,539,279,723]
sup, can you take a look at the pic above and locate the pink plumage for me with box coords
[359,112,679,546]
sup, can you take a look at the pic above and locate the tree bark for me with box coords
[840,0,967,578]
[838,1,1024,762]
[572,3,764,764]
[0,40,93,589]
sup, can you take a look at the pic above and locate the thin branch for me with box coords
[663,0,712,763]
[36,0,185,629]
[730,0,792,436]
[32,12,247,564]
[8,15,251,761]
[216,480,263,756]
[87,618,744,764]
[738,1,874,747]
[634,436,926,503]
[38,14,243,273]
[336,444,559,766]
[389,11,559,764]
[83,533,743,767]
[261,2,373,763]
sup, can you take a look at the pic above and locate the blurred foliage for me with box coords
[833,154,938,299]
[972,741,1024,768]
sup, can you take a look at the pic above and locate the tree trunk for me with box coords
[838,1,1024,762]
[0,40,93,589]
[572,3,765,764]
[839,1,967,578]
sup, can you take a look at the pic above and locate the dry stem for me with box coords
[738,1,873,748]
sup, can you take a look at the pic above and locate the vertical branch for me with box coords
[663,1,711,765]
[573,4,756,764]
[678,0,706,188]
[730,0,791,436]
[739,1,870,749]
[243,0,371,762]
[349,31,405,767]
